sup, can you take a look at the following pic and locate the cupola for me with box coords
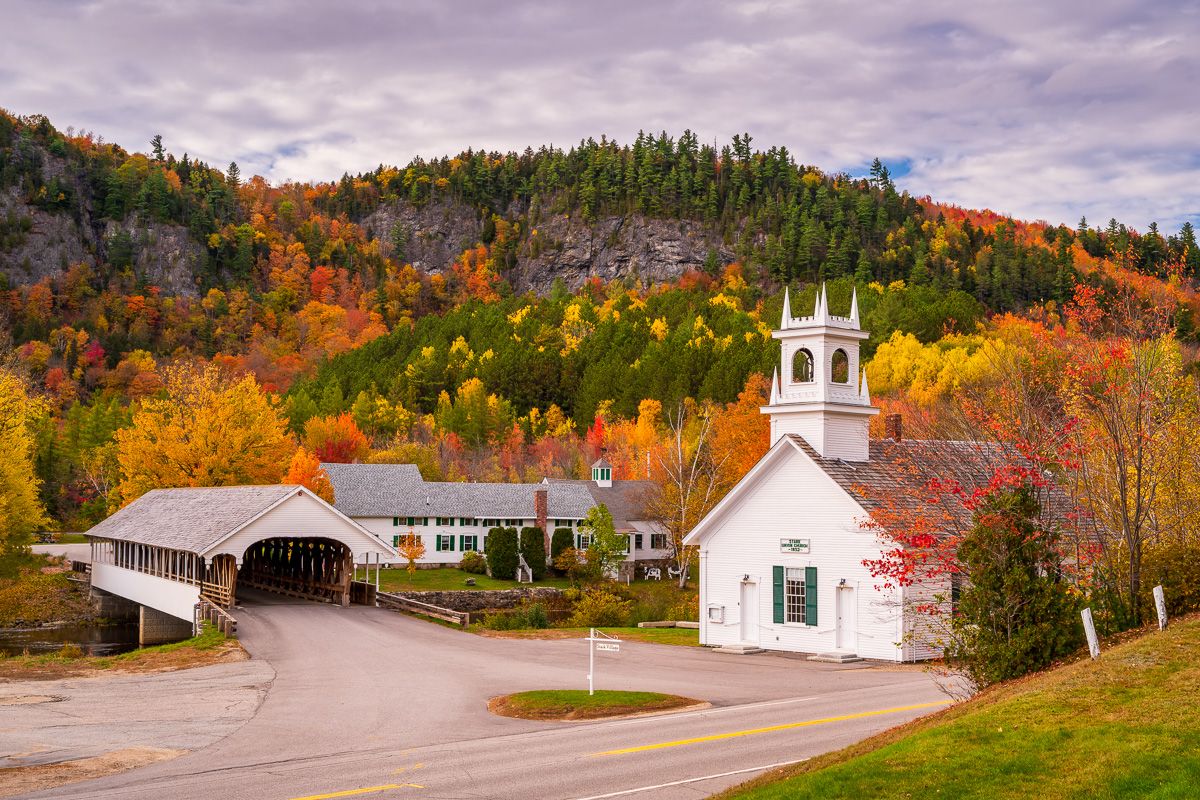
[590,457,613,488]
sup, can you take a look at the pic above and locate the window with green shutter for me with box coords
[805,567,818,626]
[392,517,399,526]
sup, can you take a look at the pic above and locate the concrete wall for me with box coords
[139,605,194,645]
[91,562,201,622]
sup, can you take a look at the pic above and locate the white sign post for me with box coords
[1081,607,1100,659]
[1153,585,1168,631]
[584,628,620,695]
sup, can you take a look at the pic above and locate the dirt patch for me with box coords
[0,639,247,682]
[489,691,704,721]
[0,747,186,798]
[0,694,62,706]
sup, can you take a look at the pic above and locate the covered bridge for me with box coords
[86,485,397,640]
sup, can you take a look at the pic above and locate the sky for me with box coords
[4,0,1198,234]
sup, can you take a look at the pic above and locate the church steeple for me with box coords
[761,283,879,461]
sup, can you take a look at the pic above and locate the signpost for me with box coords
[1153,585,1168,631]
[584,628,620,695]
[1081,607,1100,659]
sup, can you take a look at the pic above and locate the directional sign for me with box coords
[595,642,620,652]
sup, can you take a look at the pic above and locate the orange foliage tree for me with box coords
[304,412,371,463]
[284,447,335,503]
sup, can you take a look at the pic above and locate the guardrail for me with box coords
[377,592,469,629]
[70,560,91,575]
[198,595,238,638]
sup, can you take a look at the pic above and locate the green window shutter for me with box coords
[392,517,398,526]
[447,535,455,551]
[805,567,818,626]
[773,566,785,624]
[392,535,399,547]
[435,535,442,552]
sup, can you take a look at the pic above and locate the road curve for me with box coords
[24,594,950,799]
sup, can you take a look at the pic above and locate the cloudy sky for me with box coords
[4,0,1198,233]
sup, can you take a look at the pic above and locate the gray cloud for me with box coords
[3,0,1198,232]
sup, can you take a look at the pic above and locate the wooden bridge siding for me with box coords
[205,491,376,565]
[90,537,203,586]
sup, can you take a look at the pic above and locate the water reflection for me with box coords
[0,623,141,656]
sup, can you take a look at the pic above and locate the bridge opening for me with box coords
[235,537,356,607]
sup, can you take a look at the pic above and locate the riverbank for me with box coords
[0,559,100,629]
[0,623,247,682]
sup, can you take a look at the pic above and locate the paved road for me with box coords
[23,594,951,799]
[30,544,91,562]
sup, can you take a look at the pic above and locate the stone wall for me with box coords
[392,587,562,612]
[138,605,194,645]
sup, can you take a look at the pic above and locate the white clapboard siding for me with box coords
[697,444,905,661]
[203,492,392,563]
[901,580,952,662]
[92,562,201,622]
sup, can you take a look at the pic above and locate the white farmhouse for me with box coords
[684,285,948,662]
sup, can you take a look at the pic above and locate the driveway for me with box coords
[21,594,950,799]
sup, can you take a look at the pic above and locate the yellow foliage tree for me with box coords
[115,363,294,506]
[0,371,50,562]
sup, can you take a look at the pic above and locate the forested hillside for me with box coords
[2,106,1198,565]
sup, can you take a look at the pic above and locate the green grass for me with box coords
[558,626,701,647]
[53,534,89,544]
[491,689,700,720]
[715,615,1200,799]
[373,567,572,592]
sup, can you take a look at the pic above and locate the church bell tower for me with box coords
[761,284,879,461]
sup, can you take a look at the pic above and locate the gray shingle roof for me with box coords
[322,463,596,519]
[84,485,299,552]
[544,479,655,531]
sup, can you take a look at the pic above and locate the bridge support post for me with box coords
[139,605,194,645]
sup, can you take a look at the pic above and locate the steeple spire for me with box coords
[819,283,830,324]
[849,286,860,328]
[860,367,871,403]
[780,288,791,330]
[770,367,780,405]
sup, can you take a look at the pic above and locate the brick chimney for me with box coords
[534,486,549,555]
[884,413,903,441]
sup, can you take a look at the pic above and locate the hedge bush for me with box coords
[520,526,547,580]
[460,550,488,575]
[551,527,574,566]
[485,527,519,580]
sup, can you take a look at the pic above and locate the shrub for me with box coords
[564,589,633,628]
[460,550,487,575]
[481,602,550,630]
[485,527,519,580]
[551,527,574,566]
[520,526,547,580]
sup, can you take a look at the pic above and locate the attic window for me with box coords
[831,348,849,384]
[793,348,814,383]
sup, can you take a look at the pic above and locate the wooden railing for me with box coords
[350,581,377,606]
[202,581,234,609]
[198,596,237,638]
[70,560,91,575]
[377,592,468,629]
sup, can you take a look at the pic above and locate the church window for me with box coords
[831,348,849,384]
[792,348,814,383]
[785,568,806,623]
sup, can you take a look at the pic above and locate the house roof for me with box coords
[544,478,655,531]
[590,457,613,470]
[322,463,596,519]
[84,485,300,553]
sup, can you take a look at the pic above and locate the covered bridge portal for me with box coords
[86,485,397,632]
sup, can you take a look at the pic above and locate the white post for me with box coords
[588,627,595,696]
[1081,607,1100,659]
[1153,585,1168,630]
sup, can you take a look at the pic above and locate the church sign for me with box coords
[780,538,811,554]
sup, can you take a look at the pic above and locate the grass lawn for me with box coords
[713,613,1200,799]
[54,534,89,544]
[0,622,245,682]
[489,689,702,720]
[474,626,701,647]
[372,567,572,592]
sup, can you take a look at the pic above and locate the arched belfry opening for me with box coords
[793,348,814,383]
[831,348,850,384]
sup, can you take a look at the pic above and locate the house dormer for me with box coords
[761,284,879,460]
[591,457,613,488]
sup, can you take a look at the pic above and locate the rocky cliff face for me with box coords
[0,142,204,298]
[363,198,735,294]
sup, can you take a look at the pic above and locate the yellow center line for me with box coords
[289,784,422,800]
[588,701,951,756]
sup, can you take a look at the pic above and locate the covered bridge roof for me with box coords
[85,485,395,559]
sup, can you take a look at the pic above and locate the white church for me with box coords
[684,285,948,663]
